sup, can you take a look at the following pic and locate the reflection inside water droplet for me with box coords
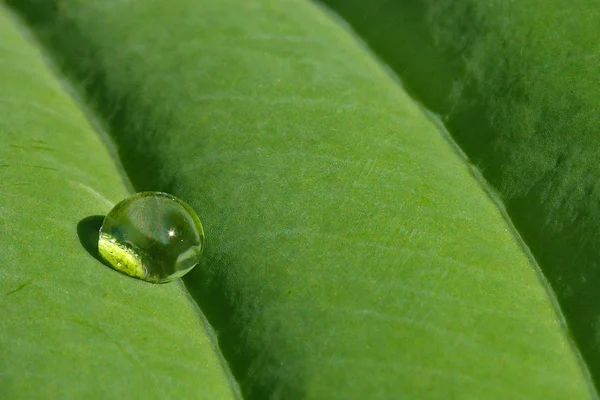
[98,191,204,283]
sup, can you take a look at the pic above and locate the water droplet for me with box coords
[98,191,204,283]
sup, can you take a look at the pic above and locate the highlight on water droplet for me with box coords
[98,191,204,283]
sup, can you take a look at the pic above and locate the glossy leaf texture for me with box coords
[1,0,595,398]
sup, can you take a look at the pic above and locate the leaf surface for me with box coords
[319,0,600,391]
[0,6,236,399]
[1,0,595,398]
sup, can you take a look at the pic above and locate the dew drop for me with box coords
[98,191,204,284]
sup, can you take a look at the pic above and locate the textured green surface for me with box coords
[0,7,236,399]
[319,0,600,391]
[0,0,596,398]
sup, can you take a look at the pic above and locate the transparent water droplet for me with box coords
[98,191,204,283]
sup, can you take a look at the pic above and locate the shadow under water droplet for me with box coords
[77,215,108,267]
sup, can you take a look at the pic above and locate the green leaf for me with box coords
[320,0,600,392]
[0,7,236,399]
[1,0,595,398]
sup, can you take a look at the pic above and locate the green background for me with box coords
[0,0,598,398]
